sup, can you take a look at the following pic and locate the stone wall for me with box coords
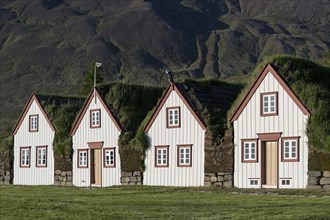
[204,172,233,187]
[54,170,73,186]
[121,171,143,185]
[0,169,11,185]
[308,171,330,189]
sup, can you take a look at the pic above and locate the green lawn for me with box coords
[0,186,329,219]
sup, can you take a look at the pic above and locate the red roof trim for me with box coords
[143,83,206,133]
[69,88,123,136]
[230,63,311,122]
[12,94,56,135]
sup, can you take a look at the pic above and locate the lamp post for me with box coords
[94,62,102,103]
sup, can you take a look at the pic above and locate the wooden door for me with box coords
[263,141,277,186]
[93,149,101,185]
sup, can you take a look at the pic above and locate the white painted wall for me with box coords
[72,94,121,187]
[13,100,55,185]
[144,90,205,186]
[234,71,309,188]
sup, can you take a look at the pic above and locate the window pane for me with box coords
[270,96,274,101]
[270,107,275,112]
[292,153,296,158]
[285,153,289,158]
[264,96,268,101]
[292,141,296,146]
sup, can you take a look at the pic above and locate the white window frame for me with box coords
[167,107,180,128]
[36,146,47,167]
[282,138,299,162]
[261,92,278,116]
[78,150,88,168]
[177,145,192,167]
[90,109,101,128]
[20,147,31,168]
[104,148,115,168]
[155,146,169,167]
[241,140,258,163]
[29,115,39,132]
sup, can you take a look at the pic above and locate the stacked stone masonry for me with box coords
[308,171,330,189]
[54,170,73,186]
[121,171,143,185]
[0,169,11,185]
[204,173,233,187]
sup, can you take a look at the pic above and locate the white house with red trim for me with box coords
[12,94,55,185]
[143,80,207,186]
[230,64,311,189]
[70,88,123,187]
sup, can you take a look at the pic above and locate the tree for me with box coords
[79,62,104,95]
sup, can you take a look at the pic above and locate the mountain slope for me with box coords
[0,0,329,134]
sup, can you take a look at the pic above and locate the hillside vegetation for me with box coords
[1,0,329,134]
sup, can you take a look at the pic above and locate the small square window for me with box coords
[78,150,88,168]
[167,107,181,128]
[155,146,169,167]
[250,179,258,185]
[104,148,115,168]
[241,140,258,163]
[29,115,39,132]
[36,146,47,167]
[261,92,278,116]
[20,147,31,168]
[282,138,299,162]
[281,179,291,186]
[90,109,101,128]
[177,145,192,167]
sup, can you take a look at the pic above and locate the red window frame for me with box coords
[260,92,278,117]
[29,114,39,132]
[155,145,169,168]
[36,145,48,168]
[77,149,88,168]
[90,109,101,128]
[20,146,31,168]
[281,137,300,162]
[241,139,258,163]
[166,107,181,128]
[103,147,116,168]
[177,144,192,167]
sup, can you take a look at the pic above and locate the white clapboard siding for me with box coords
[72,93,121,187]
[144,90,205,186]
[233,70,309,189]
[14,99,55,185]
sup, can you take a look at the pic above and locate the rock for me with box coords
[0,181,3,185]
[121,172,132,177]
[66,171,72,176]
[58,176,63,181]
[129,182,135,185]
[136,182,142,185]
[66,182,73,186]
[323,171,330,177]
[308,171,321,177]
[320,177,330,185]
[205,173,216,177]
[0,169,4,176]
[217,176,224,182]
[61,177,67,182]
[4,176,10,181]
[307,185,322,189]
[0,176,3,181]
[308,177,317,185]
[211,176,217,183]
[215,182,223,187]
[5,171,10,176]
[4,181,10,185]
[67,176,72,181]
[137,176,142,182]
[224,175,233,181]
[60,181,66,186]
[55,170,61,175]
[61,172,67,177]
[54,181,61,186]
[133,171,141,176]
[223,180,233,187]
[121,182,128,185]
[130,177,137,182]
[217,173,225,176]
[121,177,130,183]
[204,182,212,187]
[323,185,330,190]
[204,176,211,182]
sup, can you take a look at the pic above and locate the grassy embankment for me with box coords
[0,186,329,219]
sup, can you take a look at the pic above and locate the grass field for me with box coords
[0,186,329,219]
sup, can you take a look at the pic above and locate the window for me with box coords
[281,179,291,186]
[36,146,47,167]
[241,139,258,163]
[29,115,39,132]
[20,147,31,168]
[166,107,180,128]
[250,179,259,186]
[90,109,101,128]
[261,92,278,116]
[104,148,115,168]
[155,146,169,167]
[281,137,299,162]
[77,150,88,168]
[177,145,192,167]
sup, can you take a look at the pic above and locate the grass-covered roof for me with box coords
[229,55,330,151]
